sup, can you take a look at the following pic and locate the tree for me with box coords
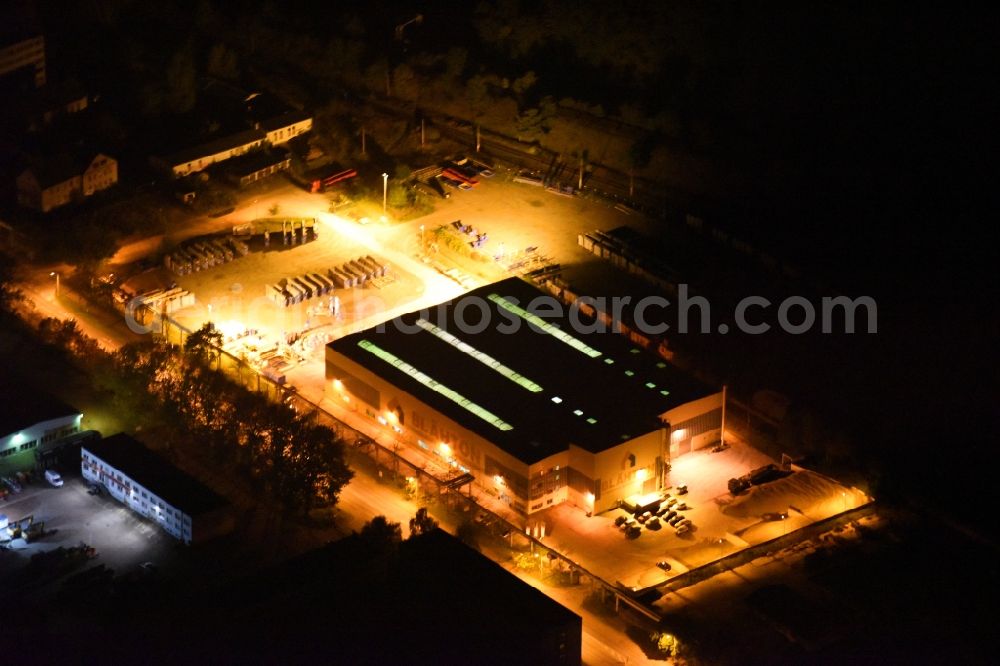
[387,183,410,209]
[360,515,402,552]
[294,422,353,508]
[268,203,280,216]
[510,70,538,101]
[195,0,221,33]
[0,255,23,313]
[627,134,656,172]
[393,163,412,181]
[392,63,420,102]
[258,412,352,517]
[166,42,197,114]
[408,507,438,537]
[650,631,679,657]
[184,322,223,367]
[465,74,493,119]
[206,43,239,81]
[473,0,546,58]
[515,96,556,142]
[442,47,468,86]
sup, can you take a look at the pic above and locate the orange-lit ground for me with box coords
[525,439,869,592]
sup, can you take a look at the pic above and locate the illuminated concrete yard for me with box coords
[117,176,631,365]
[144,213,457,355]
[527,439,869,597]
[114,176,663,348]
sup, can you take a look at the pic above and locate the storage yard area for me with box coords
[113,209,434,384]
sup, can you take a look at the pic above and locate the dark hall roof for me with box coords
[83,433,227,516]
[188,529,581,664]
[157,128,266,168]
[0,384,79,437]
[259,109,311,132]
[329,277,714,464]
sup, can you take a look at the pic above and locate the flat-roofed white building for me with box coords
[150,111,312,179]
[82,434,233,544]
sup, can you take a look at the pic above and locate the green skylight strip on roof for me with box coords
[415,318,543,393]
[357,339,514,431]
[487,293,603,359]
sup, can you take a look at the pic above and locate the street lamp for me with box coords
[381,173,388,217]
[50,271,59,296]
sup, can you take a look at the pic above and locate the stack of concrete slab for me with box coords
[267,272,337,308]
[328,267,355,288]
[327,255,391,288]
[229,237,250,256]
[164,237,251,275]
[309,273,334,295]
[267,284,293,307]
[361,255,390,277]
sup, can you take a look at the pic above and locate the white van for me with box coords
[44,469,64,487]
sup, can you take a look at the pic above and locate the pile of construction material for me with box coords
[266,255,393,307]
[267,273,336,307]
[327,255,391,288]
[139,287,196,314]
[164,237,249,275]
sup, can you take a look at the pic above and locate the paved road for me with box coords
[19,269,144,350]
[495,556,644,665]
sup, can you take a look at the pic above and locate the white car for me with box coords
[44,469,64,487]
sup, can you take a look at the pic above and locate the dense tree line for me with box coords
[31,315,353,517]
[122,323,353,515]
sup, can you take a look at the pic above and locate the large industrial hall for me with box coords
[326,278,723,515]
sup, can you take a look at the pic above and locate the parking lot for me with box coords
[0,469,177,595]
